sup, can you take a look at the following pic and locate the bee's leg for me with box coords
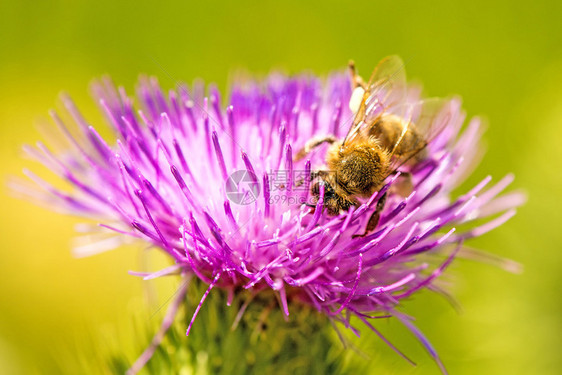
[352,192,387,238]
[348,61,367,90]
[294,136,337,162]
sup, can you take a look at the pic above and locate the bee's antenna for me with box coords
[348,60,357,86]
[348,60,367,90]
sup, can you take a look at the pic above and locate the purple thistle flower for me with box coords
[14,60,524,374]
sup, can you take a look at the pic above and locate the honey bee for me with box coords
[296,56,449,236]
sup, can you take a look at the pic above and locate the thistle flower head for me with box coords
[15,59,524,373]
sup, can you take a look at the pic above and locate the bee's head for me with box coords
[310,179,354,216]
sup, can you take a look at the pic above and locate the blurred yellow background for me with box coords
[1,1,561,374]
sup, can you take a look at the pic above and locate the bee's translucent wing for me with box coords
[409,98,453,143]
[363,55,408,124]
[343,56,408,147]
[386,98,454,173]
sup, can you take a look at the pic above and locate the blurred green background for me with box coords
[1,1,561,374]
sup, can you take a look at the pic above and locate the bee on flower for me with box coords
[13,56,524,374]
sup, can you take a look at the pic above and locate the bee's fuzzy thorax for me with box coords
[326,140,389,197]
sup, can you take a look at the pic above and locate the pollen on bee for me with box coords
[349,86,365,113]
